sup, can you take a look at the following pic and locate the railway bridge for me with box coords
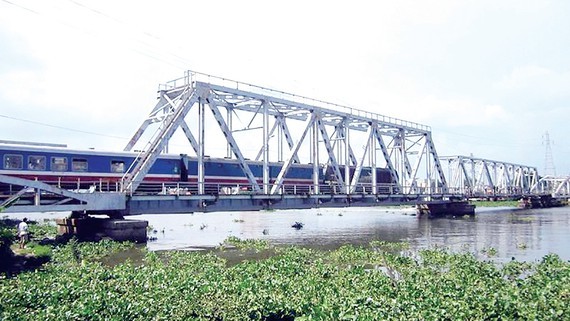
[0,71,567,220]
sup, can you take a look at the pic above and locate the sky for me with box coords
[0,0,569,175]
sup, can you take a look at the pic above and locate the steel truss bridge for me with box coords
[440,155,539,198]
[1,71,567,215]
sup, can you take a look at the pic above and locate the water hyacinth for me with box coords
[0,239,568,320]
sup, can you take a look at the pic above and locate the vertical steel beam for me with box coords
[227,106,233,159]
[370,125,377,194]
[277,118,283,162]
[262,101,270,194]
[255,118,278,161]
[425,141,431,195]
[344,123,350,194]
[312,119,319,194]
[198,98,205,195]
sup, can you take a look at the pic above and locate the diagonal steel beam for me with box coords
[349,125,374,193]
[179,121,199,155]
[208,100,261,193]
[407,138,427,193]
[316,113,345,190]
[122,86,198,192]
[270,112,315,194]
[373,126,401,191]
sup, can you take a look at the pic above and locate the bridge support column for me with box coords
[417,200,475,218]
[56,217,148,243]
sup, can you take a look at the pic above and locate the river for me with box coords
[5,205,570,263]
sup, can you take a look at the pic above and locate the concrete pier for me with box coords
[518,195,567,209]
[417,200,475,218]
[56,217,148,243]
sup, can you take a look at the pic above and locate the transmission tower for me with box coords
[543,131,556,176]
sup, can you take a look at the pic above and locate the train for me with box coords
[0,143,395,194]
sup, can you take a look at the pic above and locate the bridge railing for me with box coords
[123,181,447,198]
[157,70,431,132]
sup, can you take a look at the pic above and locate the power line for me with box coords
[0,113,128,140]
[1,0,39,14]
[2,0,192,70]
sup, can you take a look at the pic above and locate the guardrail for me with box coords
[157,70,431,132]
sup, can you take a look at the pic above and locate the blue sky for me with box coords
[0,0,569,175]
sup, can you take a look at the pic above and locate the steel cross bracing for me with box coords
[0,174,125,213]
[440,155,538,197]
[123,70,448,196]
[530,175,570,197]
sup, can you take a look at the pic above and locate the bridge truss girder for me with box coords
[0,174,125,213]
[530,175,570,197]
[441,155,538,197]
[123,70,448,196]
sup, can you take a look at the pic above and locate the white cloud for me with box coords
[0,0,568,173]
[496,65,570,98]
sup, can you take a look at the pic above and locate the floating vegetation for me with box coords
[1,240,569,320]
[218,236,270,252]
[481,247,498,257]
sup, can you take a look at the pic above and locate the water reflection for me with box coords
[5,206,570,263]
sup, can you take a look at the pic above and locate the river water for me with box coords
[6,206,570,263]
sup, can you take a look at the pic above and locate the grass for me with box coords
[470,200,520,207]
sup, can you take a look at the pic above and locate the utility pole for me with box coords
[543,131,556,176]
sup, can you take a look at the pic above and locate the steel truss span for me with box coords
[530,175,570,197]
[440,155,539,198]
[123,70,448,197]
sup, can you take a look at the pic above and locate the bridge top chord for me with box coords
[440,155,539,170]
[158,70,432,133]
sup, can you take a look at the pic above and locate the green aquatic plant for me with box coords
[219,236,270,252]
[1,242,569,320]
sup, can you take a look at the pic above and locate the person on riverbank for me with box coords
[17,218,29,249]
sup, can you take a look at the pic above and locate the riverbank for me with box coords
[470,200,520,207]
[1,238,568,320]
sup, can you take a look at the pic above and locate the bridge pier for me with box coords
[518,195,566,209]
[56,216,148,243]
[417,200,475,218]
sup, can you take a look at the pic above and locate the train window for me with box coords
[28,155,46,171]
[4,154,23,170]
[51,157,68,171]
[72,158,88,172]
[111,160,125,173]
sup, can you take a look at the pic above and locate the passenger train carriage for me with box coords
[0,143,394,195]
